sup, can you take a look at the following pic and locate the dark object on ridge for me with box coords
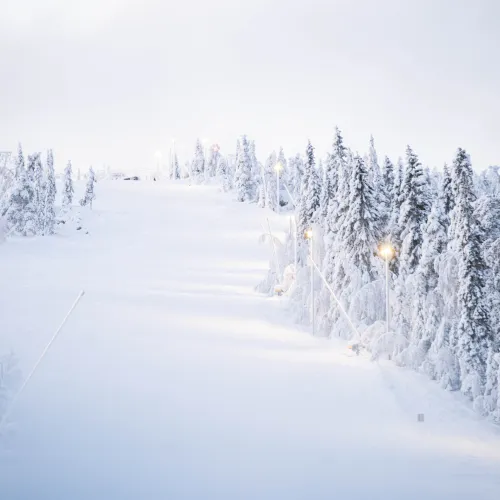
[124,176,140,181]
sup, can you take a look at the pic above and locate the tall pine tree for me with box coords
[297,141,320,247]
[234,136,254,202]
[264,151,278,211]
[449,148,491,401]
[62,160,74,211]
[33,153,46,234]
[191,139,205,181]
[398,146,429,274]
[80,167,96,209]
[44,150,56,235]
[15,143,24,178]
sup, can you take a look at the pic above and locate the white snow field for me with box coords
[1,180,500,500]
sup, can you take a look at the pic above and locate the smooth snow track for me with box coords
[1,181,500,500]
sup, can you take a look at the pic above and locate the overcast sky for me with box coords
[1,0,499,173]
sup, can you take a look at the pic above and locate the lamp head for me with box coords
[304,229,313,240]
[379,243,395,260]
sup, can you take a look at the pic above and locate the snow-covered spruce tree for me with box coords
[80,167,96,209]
[291,153,305,204]
[476,166,500,197]
[448,148,491,403]
[474,195,500,417]
[316,128,349,334]
[1,144,23,214]
[388,157,405,244]
[173,153,181,180]
[382,156,395,203]
[249,140,260,181]
[216,155,231,192]
[483,236,500,420]
[232,139,241,188]
[191,139,205,182]
[328,154,381,337]
[276,147,288,202]
[33,153,46,234]
[15,143,25,178]
[26,153,36,184]
[322,129,350,280]
[398,146,430,274]
[43,149,56,235]
[234,135,254,202]
[442,163,454,216]
[392,146,430,353]
[297,141,320,243]
[62,161,74,211]
[382,156,395,234]
[474,194,500,252]
[264,151,278,211]
[427,167,441,201]
[368,135,381,183]
[287,142,320,326]
[5,167,36,236]
[405,194,448,370]
[206,146,220,178]
[330,139,352,238]
[319,151,337,222]
[368,136,389,234]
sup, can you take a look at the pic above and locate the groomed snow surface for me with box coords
[1,180,500,500]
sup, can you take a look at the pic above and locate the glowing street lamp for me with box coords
[379,242,395,335]
[274,162,283,214]
[305,228,314,335]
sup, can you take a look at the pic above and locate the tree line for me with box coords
[0,144,97,236]
[178,130,500,422]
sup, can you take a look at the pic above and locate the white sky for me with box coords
[1,0,499,173]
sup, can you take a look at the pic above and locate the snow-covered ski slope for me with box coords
[1,180,500,499]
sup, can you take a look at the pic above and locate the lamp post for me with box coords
[379,243,395,335]
[305,228,314,335]
[274,162,283,214]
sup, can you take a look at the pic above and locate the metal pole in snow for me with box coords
[0,290,85,432]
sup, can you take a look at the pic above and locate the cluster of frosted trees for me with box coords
[183,130,500,421]
[0,144,97,237]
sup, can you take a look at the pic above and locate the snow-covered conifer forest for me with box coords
[165,130,500,422]
[0,144,96,238]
